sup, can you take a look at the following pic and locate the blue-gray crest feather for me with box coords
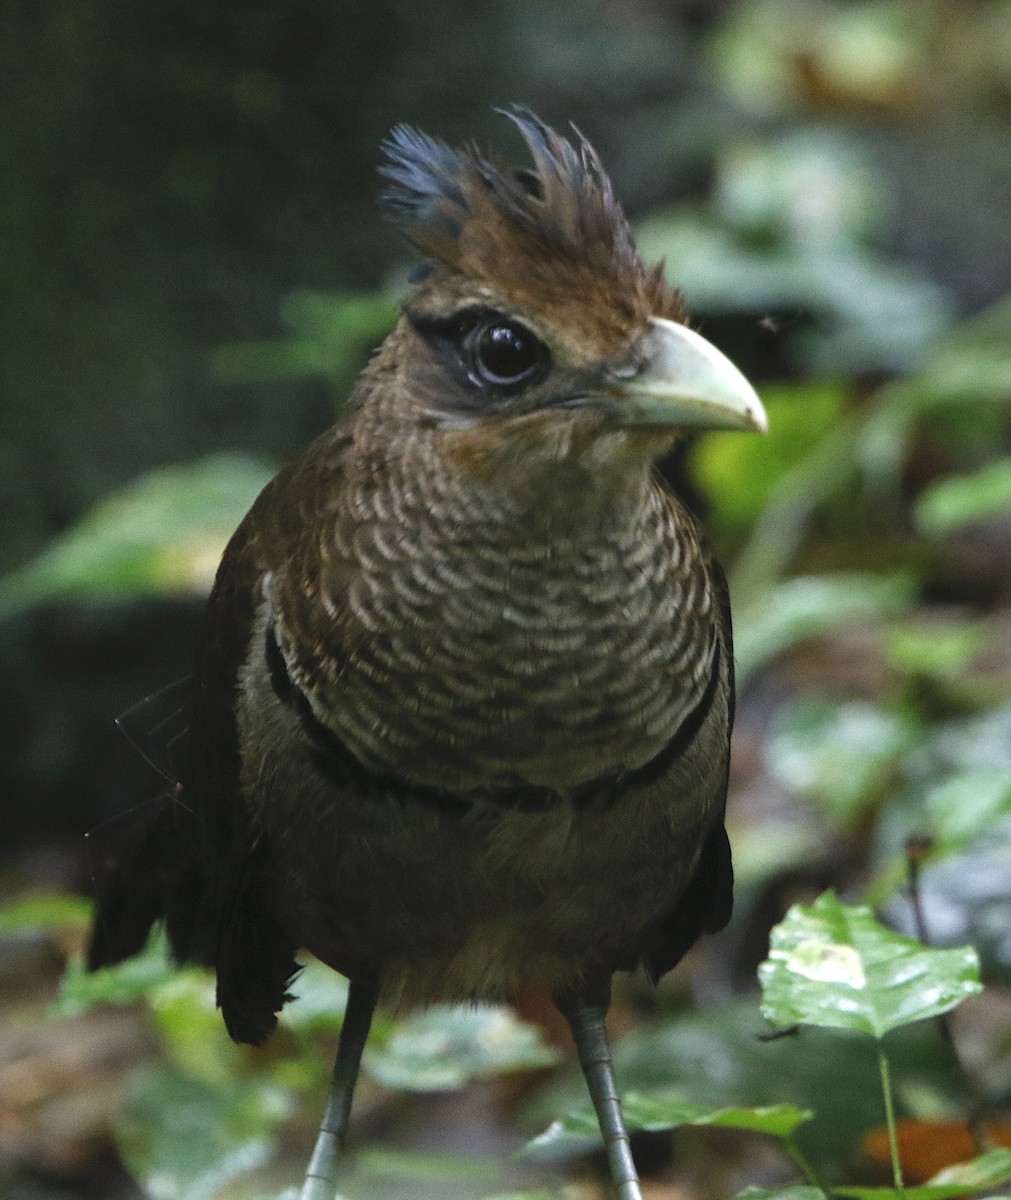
[376,105,684,329]
[377,106,633,264]
[378,125,470,240]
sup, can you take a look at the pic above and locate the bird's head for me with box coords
[373,108,766,492]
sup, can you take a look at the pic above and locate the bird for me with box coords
[86,107,767,1200]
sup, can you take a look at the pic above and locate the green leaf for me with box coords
[734,573,914,681]
[149,968,246,1085]
[916,458,1011,534]
[734,1189,827,1200]
[759,891,982,1039]
[481,1193,560,1200]
[115,1065,288,1200]
[834,1148,1011,1200]
[692,383,846,538]
[908,809,1011,980]
[527,1094,811,1153]
[366,1004,557,1092]
[0,892,92,935]
[766,699,914,822]
[529,997,970,1181]
[57,931,182,1013]
[281,956,350,1032]
[925,768,1011,851]
[886,623,987,679]
[213,290,398,387]
[0,454,275,618]
[357,1147,499,1184]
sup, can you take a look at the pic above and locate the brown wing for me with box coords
[88,427,357,1044]
[85,507,265,968]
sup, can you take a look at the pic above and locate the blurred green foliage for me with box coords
[2,0,1010,1197]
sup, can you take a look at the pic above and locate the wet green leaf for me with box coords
[366,1004,557,1092]
[759,891,982,1039]
[527,1095,811,1153]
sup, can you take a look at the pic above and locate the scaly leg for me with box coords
[561,1000,643,1200]
[300,980,376,1200]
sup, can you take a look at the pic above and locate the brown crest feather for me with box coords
[379,106,684,348]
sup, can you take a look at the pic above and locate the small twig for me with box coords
[757,1023,801,1043]
[905,835,989,1154]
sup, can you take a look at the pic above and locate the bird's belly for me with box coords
[263,749,716,1006]
[241,584,727,1003]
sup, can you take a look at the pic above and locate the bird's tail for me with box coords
[85,787,217,971]
[87,676,217,970]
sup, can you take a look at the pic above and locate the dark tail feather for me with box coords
[215,838,301,1046]
[87,793,298,1047]
[86,790,212,970]
[641,821,734,983]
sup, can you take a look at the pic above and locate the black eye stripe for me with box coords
[409,307,551,398]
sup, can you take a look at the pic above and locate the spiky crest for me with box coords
[378,107,683,348]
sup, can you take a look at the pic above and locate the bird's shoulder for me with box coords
[189,418,357,807]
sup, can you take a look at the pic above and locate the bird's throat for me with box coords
[436,409,673,518]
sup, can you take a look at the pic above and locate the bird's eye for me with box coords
[467,320,547,391]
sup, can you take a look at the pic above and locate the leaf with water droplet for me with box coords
[759,891,982,1039]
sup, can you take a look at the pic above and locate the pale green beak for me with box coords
[610,317,768,434]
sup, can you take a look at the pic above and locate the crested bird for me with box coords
[87,108,767,1200]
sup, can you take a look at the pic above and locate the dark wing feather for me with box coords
[640,548,736,982]
[86,468,302,1041]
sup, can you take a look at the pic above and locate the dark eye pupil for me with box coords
[474,322,539,386]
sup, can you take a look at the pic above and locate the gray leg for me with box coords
[562,1002,643,1200]
[300,981,376,1200]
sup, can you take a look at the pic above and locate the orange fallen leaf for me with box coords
[862,1119,1011,1184]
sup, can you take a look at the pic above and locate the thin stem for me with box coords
[784,1132,826,1192]
[877,1043,904,1198]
